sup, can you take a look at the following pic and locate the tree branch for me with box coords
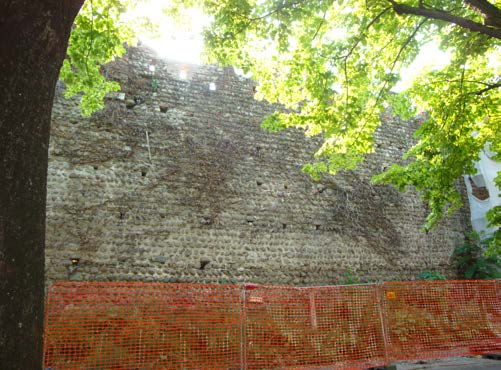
[326,7,392,61]
[311,9,327,42]
[249,0,305,22]
[388,0,501,39]
[352,19,427,145]
[473,82,501,95]
[463,0,501,28]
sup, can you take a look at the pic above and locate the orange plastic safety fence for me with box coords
[43,283,242,369]
[43,281,501,370]
[243,284,386,369]
[381,281,501,361]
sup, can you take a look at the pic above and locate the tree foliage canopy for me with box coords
[61,0,141,115]
[196,0,501,248]
[65,0,501,252]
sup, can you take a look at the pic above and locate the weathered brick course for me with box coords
[45,45,469,285]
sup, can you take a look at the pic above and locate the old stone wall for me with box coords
[46,45,469,285]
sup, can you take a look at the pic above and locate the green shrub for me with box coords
[452,232,501,279]
[485,206,501,258]
[417,270,446,281]
[341,268,361,285]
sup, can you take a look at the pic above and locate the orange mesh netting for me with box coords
[43,283,242,369]
[381,281,501,361]
[243,284,386,369]
[43,281,500,369]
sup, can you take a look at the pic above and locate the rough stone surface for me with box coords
[45,45,469,286]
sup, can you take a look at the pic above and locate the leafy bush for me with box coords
[452,232,501,280]
[485,205,501,258]
[418,270,446,281]
[341,268,361,285]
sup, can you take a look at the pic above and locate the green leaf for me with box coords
[464,264,477,280]
[261,113,287,132]
[418,270,446,280]
[62,0,143,116]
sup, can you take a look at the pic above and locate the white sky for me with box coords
[130,0,208,63]
[392,43,451,92]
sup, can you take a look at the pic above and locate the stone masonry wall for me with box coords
[46,45,469,285]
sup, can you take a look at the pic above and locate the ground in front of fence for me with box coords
[394,355,501,369]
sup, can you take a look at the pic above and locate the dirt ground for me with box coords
[395,355,501,369]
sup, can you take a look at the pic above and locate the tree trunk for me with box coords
[0,1,84,368]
